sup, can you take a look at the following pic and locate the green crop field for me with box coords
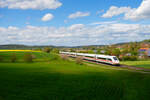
[121,61,150,69]
[0,51,150,100]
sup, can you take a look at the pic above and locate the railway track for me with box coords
[64,55,150,72]
[92,61,150,72]
[119,64,150,71]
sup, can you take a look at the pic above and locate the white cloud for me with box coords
[102,6,132,18]
[68,11,90,19]
[0,23,150,46]
[68,24,84,30]
[42,13,54,21]
[0,0,62,10]
[125,0,150,20]
[102,0,150,20]
[90,21,118,25]
[8,26,19,30]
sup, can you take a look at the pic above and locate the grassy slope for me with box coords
[121,61,150,69]
[0,51,150,100]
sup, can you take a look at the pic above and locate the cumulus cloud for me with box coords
[68,11,90,19]
[0,23,150,46]
[42,13,54,21]
[102,6,132,18]
[125,0,150,20]
[90,21,118,25]
[0,0,62,10]
[102,0,150,20]
[68,24,84,30]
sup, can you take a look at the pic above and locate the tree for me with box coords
[104,48,111,55]
[51,48,59,53]
[97,49,102,54]
[121,47,129,56]
[111,49,121,57]
[88,50,94,54]
[122,55,138,61]
[43,47,51,53]
[131,50,138,56]
[70,48,75,52]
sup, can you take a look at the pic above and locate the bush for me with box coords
[76,57,83,65]
[49,54,59,61]
[23,53,33,63]
[43,47,51,53]
[122,56,138,61]
[60,55,68,61]
[11,54,17,63]
[51,48,59,54]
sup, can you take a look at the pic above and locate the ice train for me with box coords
[60,52,120,65]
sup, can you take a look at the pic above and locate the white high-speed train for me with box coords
[60,51,120,65]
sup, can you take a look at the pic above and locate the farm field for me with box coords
[0,51,150,100]
[121,61,150,69]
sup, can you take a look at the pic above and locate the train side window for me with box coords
[97,57,106,60]
[107,58,112,61]
[85,56,94,58]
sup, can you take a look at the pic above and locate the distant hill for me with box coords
[0,44,106,49]
[0,44,55,50]
[114,42,131,45]
[0,39,150,49]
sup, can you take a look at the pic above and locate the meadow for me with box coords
[121,61,150,69]
[0,51,150,100]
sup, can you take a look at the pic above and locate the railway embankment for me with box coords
[64,54,150,74]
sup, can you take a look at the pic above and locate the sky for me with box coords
[0,0,150,46]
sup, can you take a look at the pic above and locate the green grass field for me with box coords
[121,61,150,69]
[0,51,150,100]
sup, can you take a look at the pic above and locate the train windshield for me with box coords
[113,57,118,61]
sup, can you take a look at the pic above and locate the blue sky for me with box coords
[0,0,150,46]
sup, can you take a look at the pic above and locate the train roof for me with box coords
[96,54,116,58]
[60,51,117,59]
[77,53,116,58]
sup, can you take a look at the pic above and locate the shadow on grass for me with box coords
[0,71,124,100]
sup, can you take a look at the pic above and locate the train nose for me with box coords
[113,59,119,64]
[115,61,119,64]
